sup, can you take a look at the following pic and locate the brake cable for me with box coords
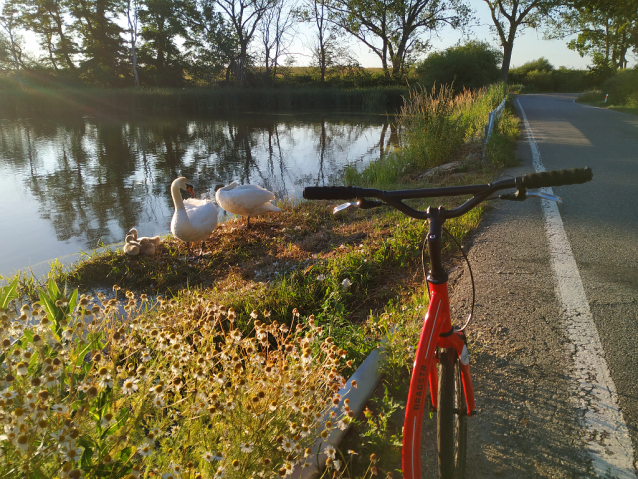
[421,225,476,332]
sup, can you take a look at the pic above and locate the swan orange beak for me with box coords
[186,184,195,197]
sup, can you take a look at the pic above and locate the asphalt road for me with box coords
[517,93,638,466]
[419,94,638,478]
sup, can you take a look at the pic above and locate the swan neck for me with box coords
[171,182,186,210]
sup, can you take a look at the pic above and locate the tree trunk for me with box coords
[54,12,76,70]
[500,37,515,83]
[239,42,248,85]
[128,2,140,87]
[320,42,326,83]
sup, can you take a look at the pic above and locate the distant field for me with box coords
[253,66,387,75]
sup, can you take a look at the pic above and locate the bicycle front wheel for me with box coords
[437,348,467,479]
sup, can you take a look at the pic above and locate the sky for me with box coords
[14,0,626,72]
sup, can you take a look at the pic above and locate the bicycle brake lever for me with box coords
[526,190,563,204]
[499,189,563,204]
[333,202,357,214]
[333,198,384,214]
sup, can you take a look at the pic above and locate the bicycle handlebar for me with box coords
[517,167,593,189]
[303,167,592,220]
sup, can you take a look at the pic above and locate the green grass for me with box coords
[576,92,638,116]
[0,82,521,478]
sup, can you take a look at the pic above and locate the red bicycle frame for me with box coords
[402,280,476,479]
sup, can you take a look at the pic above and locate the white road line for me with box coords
[517,98,637,478]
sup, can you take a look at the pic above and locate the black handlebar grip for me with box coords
[518,167,593,189]
[303,186,359,200]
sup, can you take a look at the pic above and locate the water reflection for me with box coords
[0,113,398,276]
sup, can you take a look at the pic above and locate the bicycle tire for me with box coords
[437,348,467,479]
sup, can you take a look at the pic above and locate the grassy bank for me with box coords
[576,68,638,115]
[0,83,520,478]
[0,86,407,116]
[343,83,517,188]
[577,90,638,116]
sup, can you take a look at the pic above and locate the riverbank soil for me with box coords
[419,141,597,477]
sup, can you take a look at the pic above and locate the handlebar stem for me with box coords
[426,206,448,285]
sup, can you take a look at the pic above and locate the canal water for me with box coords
[0,112,398,278]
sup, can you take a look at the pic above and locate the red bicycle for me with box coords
[303,166,593,479]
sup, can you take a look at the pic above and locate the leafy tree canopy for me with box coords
[415,40,502,91]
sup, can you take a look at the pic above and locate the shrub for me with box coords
[415,41,502,92]
[509,58,590,92]
[509,57,554,79]
[601,68,638,104]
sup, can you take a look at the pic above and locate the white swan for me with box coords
[123,234,140,256]
[170,177,218,256]
[215,182,281,227]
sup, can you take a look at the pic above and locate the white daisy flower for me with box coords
[0,388,17,401]
[121,379,138,395]
[240,442,253,453]
[323,444,336,459]
[138,445,152,456]
[281,437,296,452]
[213,451,224,461]
[44,375,58,388]
[100,413,115,428]
[98,375,113,389]
[51,404,68,414]
[213,467,225,478]
[202,451,215,462]
[64,446,84,462]
[16,434,29,452]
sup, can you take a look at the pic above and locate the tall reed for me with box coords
[344,83,508,187]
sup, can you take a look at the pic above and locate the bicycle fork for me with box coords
[402,207,476,479]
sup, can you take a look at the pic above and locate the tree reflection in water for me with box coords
[0,113,398,275]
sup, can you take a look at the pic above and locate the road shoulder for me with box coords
[419,133,595,478]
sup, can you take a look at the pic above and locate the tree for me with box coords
[18,0,77,71]
[138,0,190,86]
[0,0,25,81]
[480,0,562,83]
[258,0,296,83]
[126,0,141,86]
[70,0,130,85]
[215,0,276,84]
[416,40,502,91]
[186,0,238,85]
[296,0,351,83]
[326,0,469,78]
[548,2,637,70]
